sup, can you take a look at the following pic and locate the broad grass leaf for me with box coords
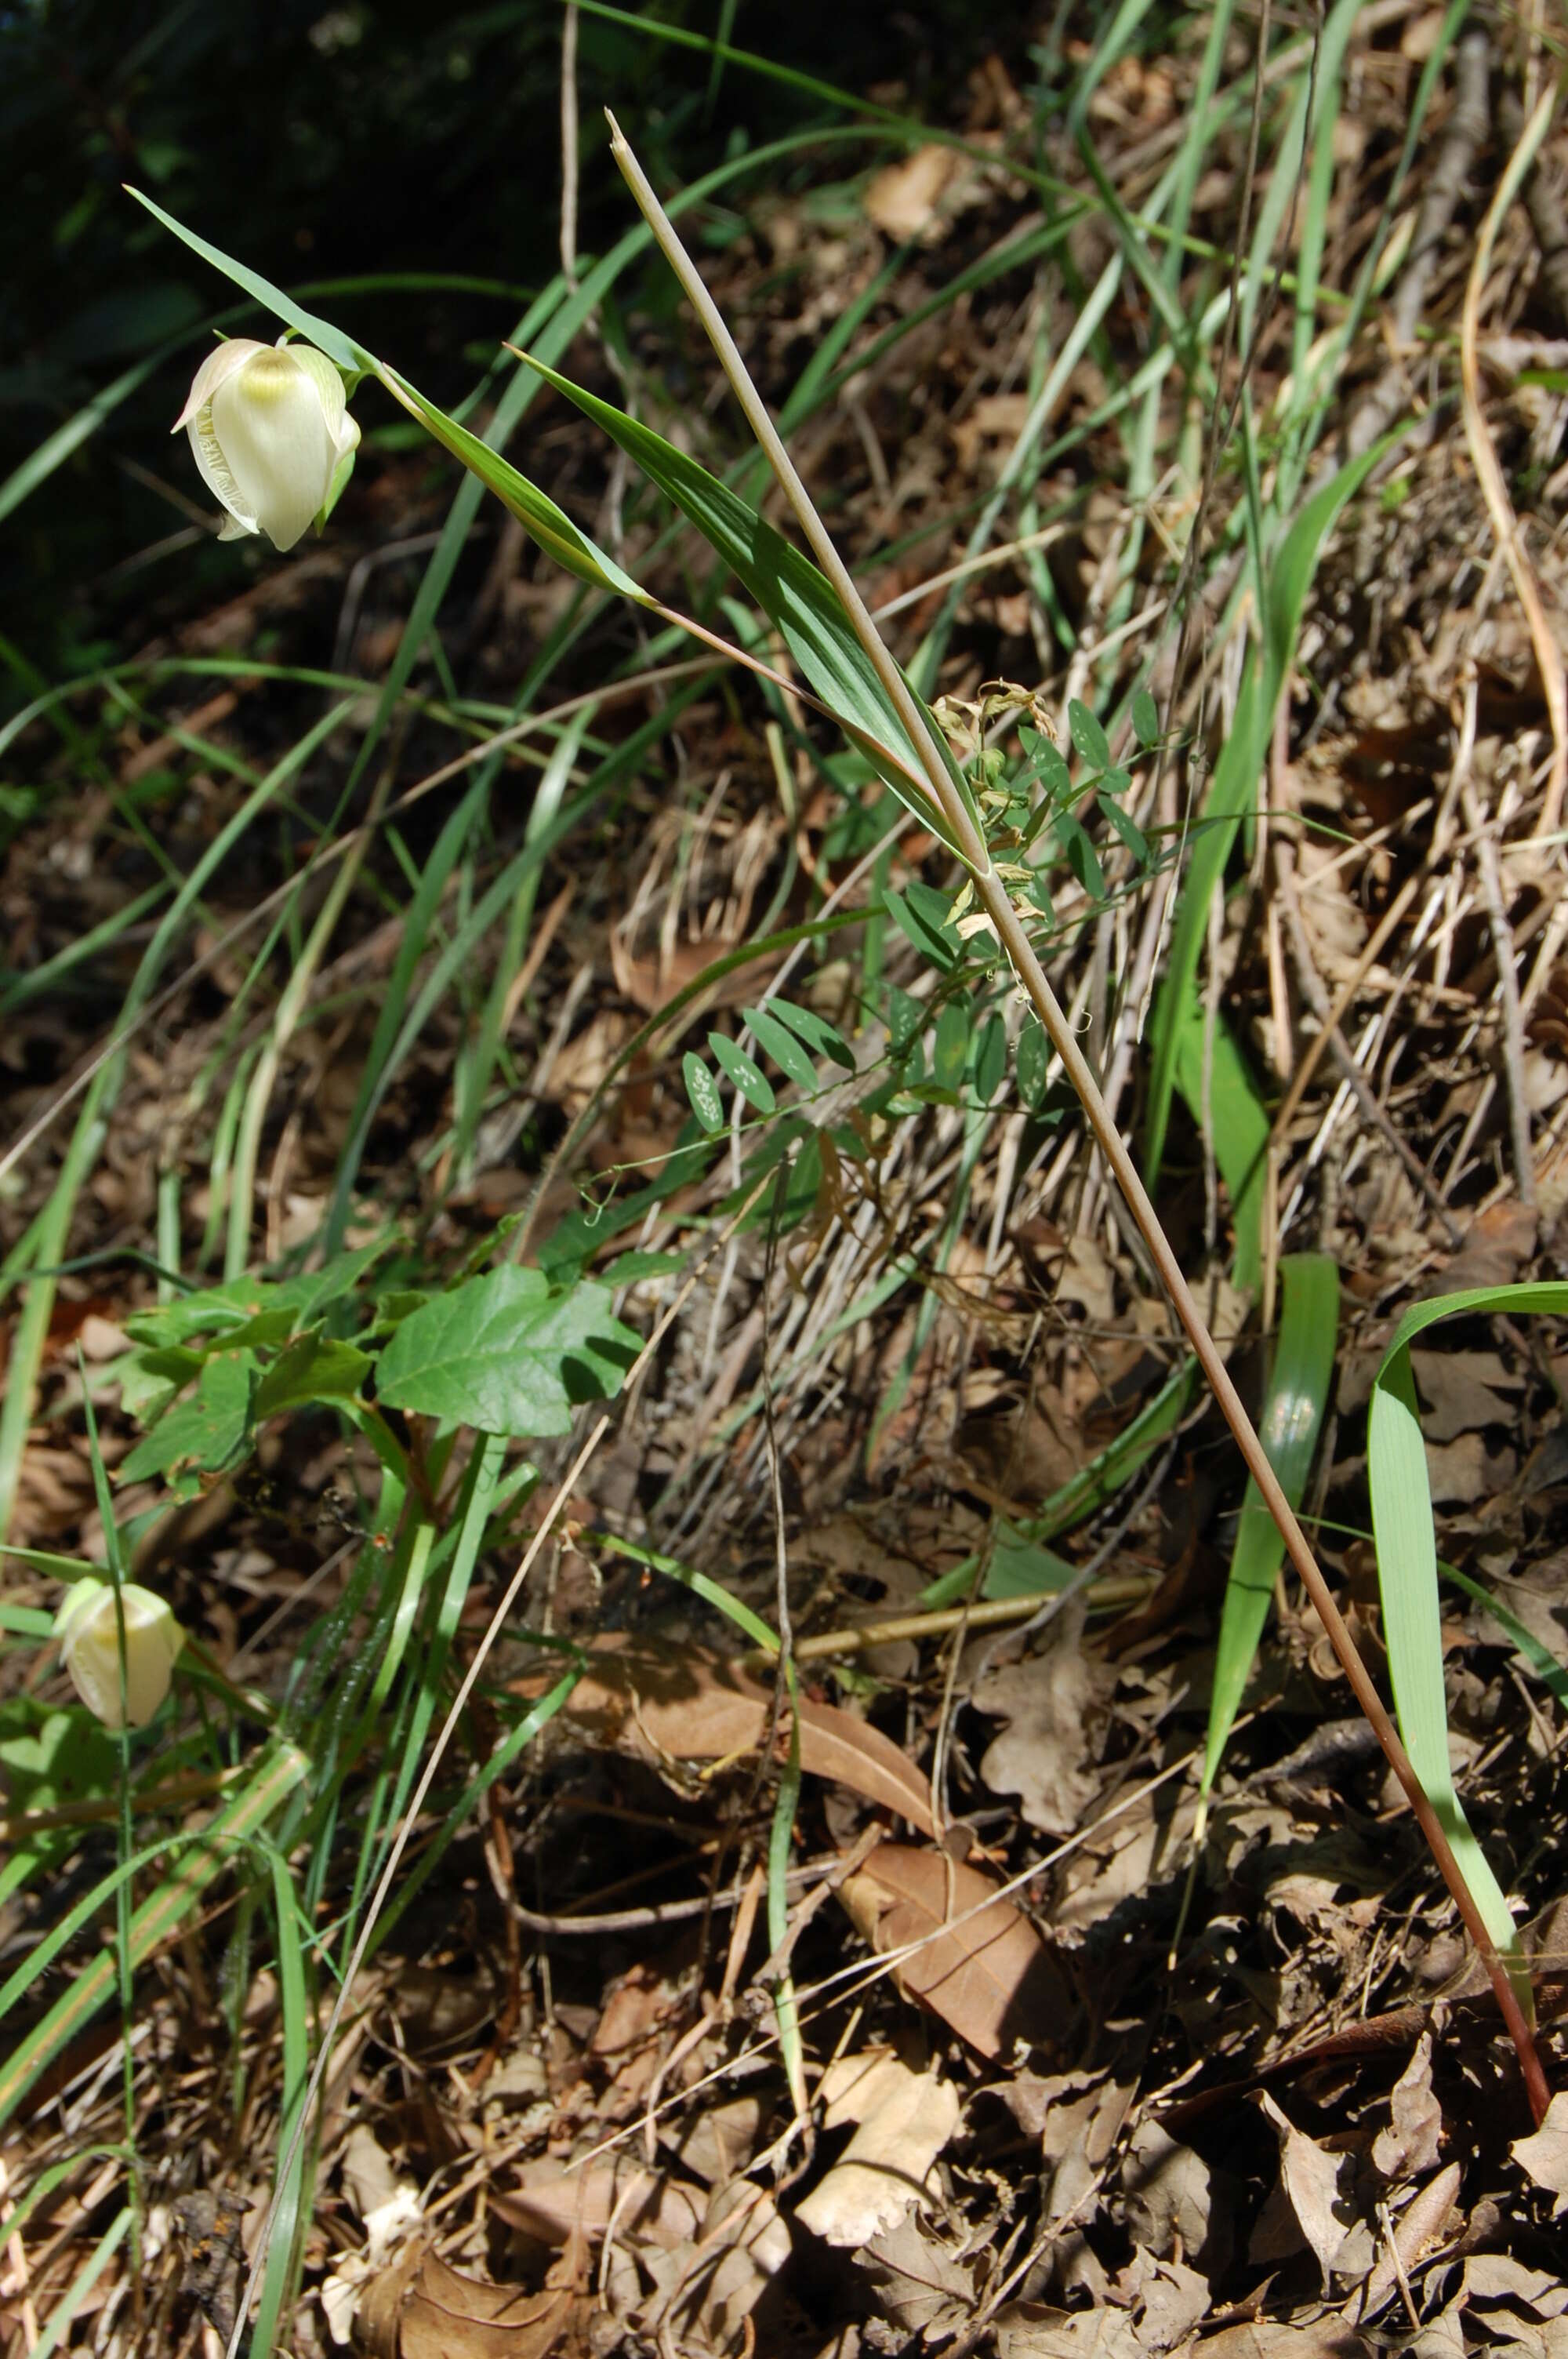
[1369,1280,1568,2004]
[1203,1254,1338,1792]
[376,1269,639,1437]
[380,369,647,600]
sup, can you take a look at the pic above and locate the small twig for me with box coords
[558,2,580,294]
[1461,772,1538,1207]
[1461,81,1568,841]
[504,1858,837,1936]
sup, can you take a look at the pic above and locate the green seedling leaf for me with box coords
[973,1010,1007,1105]
[933,1001,970,1090]
[1171,990,1270,1292]
[1097,779,1149,867]
[119,1349,257,1487]
[768,996,855,1071]
[1016,1018,1051,1111]
[709,1031,776,1115]
[1131,689,1160,747]
[742,1005,818,1093]
[376,1268,640,1437]
[1068,697,1111,771]
[253,1331,372,1419]
[1020,729,1072,807]
[683,1052,726,1135]
[516,352,975,850]
[1203,1253,1339,1794]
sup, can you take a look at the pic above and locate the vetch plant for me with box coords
[53,1577,185,1729]
[176,335,361,551]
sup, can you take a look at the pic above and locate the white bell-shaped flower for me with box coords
[54,1579,186,1730]
[175,336,360,552]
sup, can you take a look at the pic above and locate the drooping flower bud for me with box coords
[53,1579,186,1729]
[174,336,360,552]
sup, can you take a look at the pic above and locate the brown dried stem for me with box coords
[607,114,1551,2125]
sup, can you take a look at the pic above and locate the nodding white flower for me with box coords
[174,336,360,552]
[54,1579,185,1729]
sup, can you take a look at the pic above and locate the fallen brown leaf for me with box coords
[356,2248,580,2359]
[838,1841,1069,2059]
[512,1634,935,1832]
[796,2052,960,2247]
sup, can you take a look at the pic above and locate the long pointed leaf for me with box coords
[1203,1252,1338,1790]
[517,353,974,849]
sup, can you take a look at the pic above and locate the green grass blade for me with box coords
[1145,435,1391,1182]
[0,1743,308,2128]
[1367,1278,1568,2001]
[1203,1252,1338,1792]
[1370,1349,1524,1989]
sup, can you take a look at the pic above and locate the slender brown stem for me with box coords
[608,114,1550,2123]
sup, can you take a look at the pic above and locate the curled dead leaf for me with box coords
[511,1634,934,1832]
[354,2248,581,2359]
[838,1841,1070,2059]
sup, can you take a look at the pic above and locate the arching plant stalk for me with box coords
[603,112,1549,2123]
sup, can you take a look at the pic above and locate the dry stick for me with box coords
[1461,82,1568,843]
[606,115,1551,2125]
[1461,774,1538,1209]
[1344,29,1492,461]
[1500,85,1568,334]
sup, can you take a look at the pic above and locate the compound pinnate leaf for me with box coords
[376,1268,640,1438]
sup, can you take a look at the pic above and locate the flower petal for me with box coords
[211,347,336,551]
[56,1581,185,1730]
[172,338,269,433]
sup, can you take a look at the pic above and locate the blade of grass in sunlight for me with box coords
[1370,1281,1568,2004]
